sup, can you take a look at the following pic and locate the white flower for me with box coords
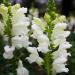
[12,22,29,36]
[51,22,71,47]
[32,17,46,30]
[52,49,71,60]
[16,60,29,75]
[53,38,66,47]
[3,45,15,59]
[53,57,69,73]
[31,25,50,53]
[52,41,71,73]
[54,23,67,31]
[52,31,70,47]
[12,35,29,49]
[16,7,27,14]
[27,47,38,54]
[11,5,30,36]
[31,24,43,32]
[12,15,29,26]
[52,31,70,39]
[26,47,44,65]
[26,53,44,65]
[37,34,49,43]
[11,9,30,36]
[59,42,72,49]
[31,24,43,38]
[37,34,49,53]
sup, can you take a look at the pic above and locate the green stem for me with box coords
[44,0,57,75]
[44,52,53,75]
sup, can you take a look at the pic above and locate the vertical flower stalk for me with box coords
[44,0,57,75]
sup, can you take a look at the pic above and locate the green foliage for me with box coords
[4,5,12,45]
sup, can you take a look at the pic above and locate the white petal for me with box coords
[17,60,29,75]
[17,7,27,14]
[26,54,38,63]
[27,47,38,54]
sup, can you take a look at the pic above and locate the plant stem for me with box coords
[44,0,57,75]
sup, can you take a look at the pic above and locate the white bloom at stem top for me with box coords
[11,5,30,36]
[52,16,72,73]
[31,24,43,39]
[31,18,50,53]
[16,60,29,75]
[3,45,15,59]
[26,47,44,65]
[51,22,70,47]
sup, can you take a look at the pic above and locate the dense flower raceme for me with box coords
[52,16,72,73]
[0,4,72,75]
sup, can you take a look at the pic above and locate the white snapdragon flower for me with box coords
[11,5,30,36]
[31,24,43,39]
[16,7,27,14]
[12,35,30,49]
[16,60,29,75]
[32,17,46,30]
[52,41,71,73]
[11,6,28,24]
[31,17,47,38]
[52,49,71,60]
[51,22,70,47]
[59,42,72,49]
[52,38,66,48]
[53,57,69,73]
[37,34,50,53]
[11,4,27,16]
[53,23,67,31]
[12,22,29,36]
[52,20,72,73]
[31,20,49,53]
[3,45,15,59]
[26,47,44,65]
[12,15,29,26]
[52,23,68,40]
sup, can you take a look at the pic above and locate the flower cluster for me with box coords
[0,4,72,75]
[52,16,72,73]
